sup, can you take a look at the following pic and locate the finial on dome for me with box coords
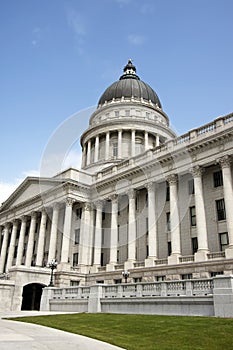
[120,59,139,80]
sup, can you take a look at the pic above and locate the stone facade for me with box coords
[1,60,233,312]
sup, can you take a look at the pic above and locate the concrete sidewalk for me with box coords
[0,311,125,350]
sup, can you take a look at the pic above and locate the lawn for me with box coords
[11,313,233,350]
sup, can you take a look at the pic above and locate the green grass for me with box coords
[10,313,233,350]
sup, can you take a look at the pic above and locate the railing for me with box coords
[50,279,214,301]
[179,255,195,263]
[207,251,225,259]
[115,264,124,270]
[154,258,168,265]
[133,261,145,268]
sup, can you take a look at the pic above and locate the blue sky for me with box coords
[0,0,233,203]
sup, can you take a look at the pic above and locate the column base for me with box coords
[168,254,181,265]
[124,261,135,270]
[225,247,233,259]
[194,250,209,262]
[106,263,116,272]
[145,257,156,267]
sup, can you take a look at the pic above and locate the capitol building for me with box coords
[1,60,233,312]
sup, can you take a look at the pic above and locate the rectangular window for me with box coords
[74,228,80,244]
[101,228,105,245]
[168,241,172,256]
[181,274,192,280]
[192,237,198,254]
[76,208,82,219]
[166,212,171,231]
[113,142,118,157]
[117,250,119,263]
[166,182,170,201]
[70,280,80,286]
[146,217,149,235]
[188,179,194,195]
[114,279,122,284]
[146,245,149,257]
[156,275,166,281]
[219,232,229,251]
[216,199,226,221]
[213,170,223,188]
[145,193,148,207]
[102,211,105,221]
[73,253,79,266]
[190,206,196,226]
[117,225,120,242]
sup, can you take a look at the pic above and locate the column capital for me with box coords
[190,166,205,178]
[166,174,178,185]
[19,215,28,223]
[127,189,135,199]
[217,155,231,169]
[109,193,118,203]
[53,202,61,210]
[145,182,155,192]
[30,211,37,219]
[83,202,92,211]
[12,219,19,226]
[94,200,103,210]
[4,222,11,229]
[65,197,76,207]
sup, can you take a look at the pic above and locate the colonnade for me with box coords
[1,156,233,273]
[82,129,161,167]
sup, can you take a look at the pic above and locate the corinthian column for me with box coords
[131,130,135,157]
[191,166,209,261]
[105,132,110,160]
[145,182,157,267]
[36,208,47,266]
[6,219,18,271]
[79,203,93,271]
[25,212,37,267]
[16,216,27,266]
[93,201,103,267]
[218,156,233,258]
[167,174,181,264]
[94,135,99,163]
[106,194,118,271]
[127,189,136,264]
[61,198,75,263]
[0,223,11,273]
[48,203,60,262]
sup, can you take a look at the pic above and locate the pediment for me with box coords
[0,177,62,211]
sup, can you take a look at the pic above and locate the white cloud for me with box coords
[67,9,86,36]
[128,34,145,46]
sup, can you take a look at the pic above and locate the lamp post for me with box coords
[122,270,130,283]
[47,259,58,287]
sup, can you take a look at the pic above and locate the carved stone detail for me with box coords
[166,174,178,185]
[191,166,204,178]
[218,155,231,169]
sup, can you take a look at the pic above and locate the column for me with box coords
[0,223,11,273]
[145,131,149,151]
[36,208,47,266]
[145,182,157,265]
[131,130,135,157]
[25,212,37,267]
[79,203,92,269]
[127,189,136,263]
[108,194,118,267]
[156,135,160,147]
[93,201,103,266]
[82,145,87,167]
[191,166,209,261]
[105,131,110,160]
[86,140,91,165]
[94,135,99,163]
[219,156,233,258]
[167,174,181,264]
[118,130,122,158]
[48,203,60,262]
[16,216,27,266]
[6,219,18,271]
[61,198,75,263]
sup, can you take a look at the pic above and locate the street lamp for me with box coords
[47,259,58,287]
[122,270,130,283]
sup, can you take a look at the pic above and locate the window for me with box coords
[216,199,226,221]
[96,280,104,284]
[117,225,120,242]
[146,217,149,235]
[102,211,105,221]
[114,279,122,284]
[190,206,196,226]
[181,274,192,280]
[74,228,80,244]
[117,250,119,263]
[168,241,172,256]
[101,228,105,245]
[146,245,149,257]
[166,182,170,201]
[192,237,198,254]
[73,253,79,267]
[211,271,223,277]
[133,277,142,283]
[219,232,229,251]
[112,142,118,157]
[213,170,223,188]
[188,179,194,195]
[70,280,80,286]
[76,208,82,219]
[166,212,171,231]
[145,193,148,207]
[156,275,166,281]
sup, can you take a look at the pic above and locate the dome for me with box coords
[98,60,162,108]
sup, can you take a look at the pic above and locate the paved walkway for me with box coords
[0,311,125,350]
